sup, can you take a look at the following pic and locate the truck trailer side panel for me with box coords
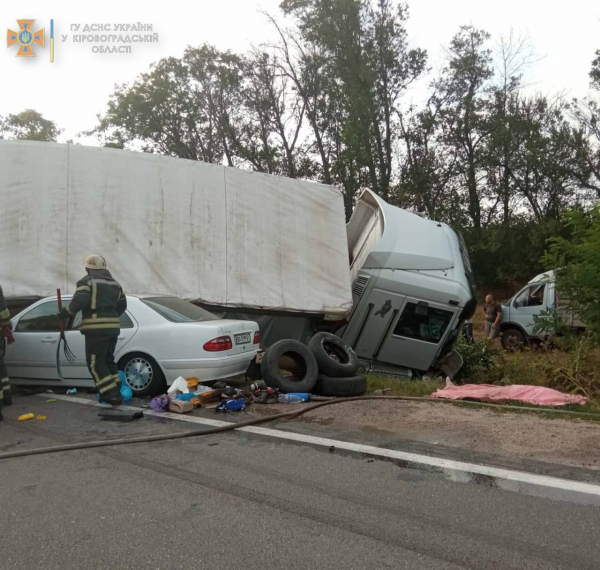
[0,141,353,318]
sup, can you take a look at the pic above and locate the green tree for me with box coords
[545,207,600,341]
[279,0,427,206]
[438,25,493,229]
[0,109,62,141]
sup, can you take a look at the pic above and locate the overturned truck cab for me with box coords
[340,190,477,378]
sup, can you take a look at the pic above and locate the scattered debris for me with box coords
[149,396,170,413]
[169,400,194,414]
[17,413,35,422]
[98,409,144,422]
[46,399,57,403]
[216,399,245,412]
[167,376,189,395]
[66,388,77,395]
[36,416,47,421]
[278,393,310,403]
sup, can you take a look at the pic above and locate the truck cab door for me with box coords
[378,298,457,372]
[347,288,407,361]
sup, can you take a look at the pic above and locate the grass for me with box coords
[366,373,600,422]
[363,295,600,421]
[366,375,444,397]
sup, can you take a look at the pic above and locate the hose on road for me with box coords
[2,394,600,461]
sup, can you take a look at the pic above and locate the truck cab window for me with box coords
[514,285,545,308]
[393,303,453,344]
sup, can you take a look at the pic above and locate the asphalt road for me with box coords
[1,394,600,570]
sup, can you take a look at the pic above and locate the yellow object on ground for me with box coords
[36,416,47,421]
[18,413,35,422]
[186,377,199,389]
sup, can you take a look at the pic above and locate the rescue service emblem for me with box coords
[7,19,45,57]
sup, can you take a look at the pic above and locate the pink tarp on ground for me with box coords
[429,384,589,407]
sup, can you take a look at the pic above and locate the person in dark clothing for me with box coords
[0,284,15,421]
[59,255,127,406]
[462,317,474,343]
[483,294,502,340]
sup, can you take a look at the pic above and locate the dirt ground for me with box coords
[250,399,600,471]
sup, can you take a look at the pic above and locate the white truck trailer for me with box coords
[0,140,476,376]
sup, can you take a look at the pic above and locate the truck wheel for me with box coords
[261,340,318,393]
[501,329,526,351]
[308,332,359,378]
[313,374,367,397]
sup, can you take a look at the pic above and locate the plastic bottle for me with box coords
[278,393,310,403]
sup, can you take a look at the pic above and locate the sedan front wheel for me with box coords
[119,353,166,397]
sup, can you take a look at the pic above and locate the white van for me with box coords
[499,270,585,349]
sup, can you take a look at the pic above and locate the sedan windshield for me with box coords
[142,297,218,323]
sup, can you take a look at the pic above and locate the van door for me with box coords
[377,298,457,371]
[509,283,547,336]
[350,289,407,360]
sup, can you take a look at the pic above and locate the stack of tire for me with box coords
[260,332,366,397]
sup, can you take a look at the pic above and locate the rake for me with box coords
[56,289,77,378]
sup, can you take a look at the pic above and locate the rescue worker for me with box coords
[0,283,15,421]
[59,255,126,406]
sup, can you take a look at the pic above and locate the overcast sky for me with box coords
[1,0,599,142]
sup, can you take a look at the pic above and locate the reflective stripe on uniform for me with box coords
[91,281,98,317]
[98,381,118,394]
[81,323,120,330]
[90,279,121,286]
[89,355,101,385]
[96,375,115,388]
[1,377,9,387]
[76,286,91,292]
[82,317,120,324]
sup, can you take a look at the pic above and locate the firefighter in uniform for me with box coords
[0,283,15,421]
[59,255,127,406]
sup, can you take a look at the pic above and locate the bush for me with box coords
[454,337,495,381]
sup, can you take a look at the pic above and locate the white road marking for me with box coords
[40,393,600,502]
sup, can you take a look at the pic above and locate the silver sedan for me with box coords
[5,295,260,396]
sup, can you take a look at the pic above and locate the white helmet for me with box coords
[84,255,107,270]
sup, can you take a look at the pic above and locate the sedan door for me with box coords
[61,310,139,380]
[6,299,62,380]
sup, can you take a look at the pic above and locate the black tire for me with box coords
[501,328,526,352]
[313,374,367,397]
[308,332,359,378]
[261,339,318,393]
[118,352,166,397]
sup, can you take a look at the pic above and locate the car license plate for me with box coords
[235,333,251,345]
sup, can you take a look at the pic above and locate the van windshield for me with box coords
[142,297,218,323]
